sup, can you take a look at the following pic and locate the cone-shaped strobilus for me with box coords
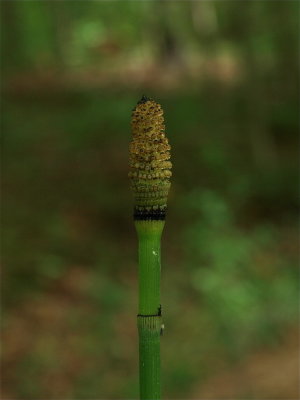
[129,96,172,399]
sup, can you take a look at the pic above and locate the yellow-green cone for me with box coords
[129,96,172,220]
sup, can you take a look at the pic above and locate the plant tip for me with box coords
[129,97,172,221]
[137,95,152,105]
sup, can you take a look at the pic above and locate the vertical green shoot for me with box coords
[129,96,172,400]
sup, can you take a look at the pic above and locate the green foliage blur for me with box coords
[1,1,299,399]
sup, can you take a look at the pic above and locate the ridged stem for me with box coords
[135,220,164,400]
[138,315,161,399]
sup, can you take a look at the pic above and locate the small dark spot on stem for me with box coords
[158,305,162,316]
[160,324,165,336]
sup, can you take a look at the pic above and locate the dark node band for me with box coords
[138,305,162,318]
[134,207,166,221]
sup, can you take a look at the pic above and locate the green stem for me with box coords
[138,315,161,400]
[135,220,165,400]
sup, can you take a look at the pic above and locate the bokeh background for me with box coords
[1,1,299,399]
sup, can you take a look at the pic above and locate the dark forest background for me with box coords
[1,1,299,399]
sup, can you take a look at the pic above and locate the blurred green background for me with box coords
[1,1,299,399]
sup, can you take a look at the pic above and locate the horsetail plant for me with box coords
[129,96,172,400]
